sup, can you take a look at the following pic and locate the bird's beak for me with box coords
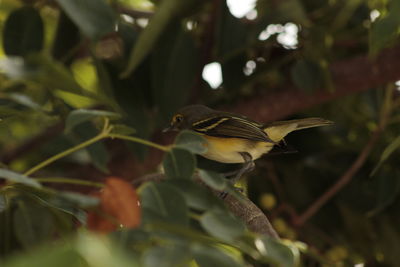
[162,124,175,133]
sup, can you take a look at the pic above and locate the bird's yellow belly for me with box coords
[201,136,274,163]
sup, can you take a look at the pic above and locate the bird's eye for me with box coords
[174,114,183,123]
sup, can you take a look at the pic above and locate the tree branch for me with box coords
[293,86,393,226]
[223,193,279,239]
[229,45,400,122]
[134,172,279,239]
[293,128,381,227]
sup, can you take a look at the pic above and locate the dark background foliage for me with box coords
[1,0,400,266]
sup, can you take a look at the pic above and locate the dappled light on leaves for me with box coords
[1,0,400,265]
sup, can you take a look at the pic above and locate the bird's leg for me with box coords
[218,153,255,199]
[230,152,255,184]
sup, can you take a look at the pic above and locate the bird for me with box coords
[164,104,333,182]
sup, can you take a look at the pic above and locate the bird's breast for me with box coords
[201,136,274,163]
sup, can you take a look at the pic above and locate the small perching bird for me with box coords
[164,105,333,182]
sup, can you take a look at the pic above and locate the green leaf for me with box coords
[216,3,247,89]
[59,192,99,208]
[198,169,227,191]
[40,194,87,224]
[8,93,43,111]
[86,140,110,173]
[76,231,140,267]
[369,0,400,56]
[13,200,55,248]
[197,170,243,200]
[166,179,224,211]
[3,6,44,56]
[0,169,42,188]
[200,209,245,243]
[369,16,400,56]
[368,172,400,216]
[142,245,191,267]
[151,25,198,122]
[163,148,196,179]
[255,236,298,267]
[121,0,204,77]
[65,109,119,133]
[54,0,116,39]
[216,2,247,57]
[70,122,110,173]
[174,130,207,154]
[4,231,138,267]
[140,182,189,226]
[290,59,323,92]
[192,244,243,267]
[111,228,151,247]
[3,242,83,267]
[371,136,400,176]
[110,124,136,136]
[0,54,86,95]
[0,193,7,212]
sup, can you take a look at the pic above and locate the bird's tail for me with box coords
[263,118,333,142]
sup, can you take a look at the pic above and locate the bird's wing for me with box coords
[191,115,274,143]
[263,118,333,142]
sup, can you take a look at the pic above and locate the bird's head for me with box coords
[163,105,213,132]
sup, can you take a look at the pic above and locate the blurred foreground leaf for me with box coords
[198,169,226,191]
[13,200,55,248]
[4,231,138,267]
[163,148,196,179]
[65,109,120,133]
[0,169,41,188]
[152,25,198,121]
[369,0,400,55]
[140,182,189,226]
[166,179,224,211]
[174,130,207,154]
[200,209,245,243]
[0,55,85,95]
[55,0,116,39]
[142,245,191,267]
[3,6,44,56]
[121,0,204,77]
[255,237,299,267]
[0,194,6,212]
[192,244,243,267]
[59,192,99,208]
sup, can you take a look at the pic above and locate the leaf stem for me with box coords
[23,118,169,177]
[24,132,107,176]
[35,177,104,188]
[109,133,170,151]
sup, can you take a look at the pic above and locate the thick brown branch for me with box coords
[229,45,400,122]
[135,172,279,239]
[223,193,279,239]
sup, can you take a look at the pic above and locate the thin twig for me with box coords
[293,86,393,226]
[293,128,381,226]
